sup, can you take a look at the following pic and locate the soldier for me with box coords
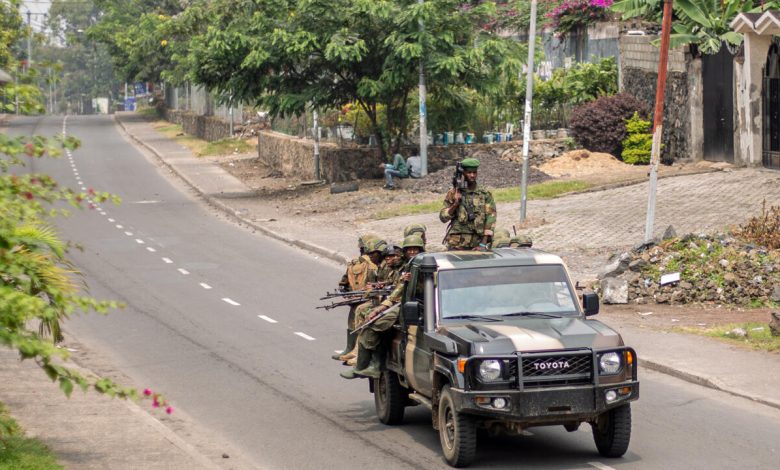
[490,228,512,249]
[341,234,424,379]
[439,158,496,251]
[331,234,383,361]
[509,234,533,248]
[403,223,427,248]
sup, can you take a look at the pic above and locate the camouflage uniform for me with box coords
[439,185,497,250]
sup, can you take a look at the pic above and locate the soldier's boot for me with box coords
[354,348,382,379]
[340,345,372,380]
[339,343,358,362]
[332,329,356,360]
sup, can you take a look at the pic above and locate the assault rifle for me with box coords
[317,285,394,310]
[352,303,400,333]
[451,162,475,222]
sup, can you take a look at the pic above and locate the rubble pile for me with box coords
[598,232,780,306]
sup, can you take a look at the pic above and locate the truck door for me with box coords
[404,267,433,396]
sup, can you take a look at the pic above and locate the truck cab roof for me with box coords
[415,248,565,271]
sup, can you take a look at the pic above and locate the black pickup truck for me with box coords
[368,249,639,467]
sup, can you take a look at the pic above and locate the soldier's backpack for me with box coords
[347,257,374,291]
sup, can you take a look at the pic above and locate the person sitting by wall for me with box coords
[381,149,422,190]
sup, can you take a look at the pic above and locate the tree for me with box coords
[182,0,524,156]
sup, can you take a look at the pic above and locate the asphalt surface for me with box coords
[7,115,780,469]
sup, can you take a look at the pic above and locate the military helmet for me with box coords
[403,223,427,238]
[358,233,379,250]
[384,244,402,256]
[365,238,388,254]
[494,228,511,239]
[492,237,511,249]
[402,234,425,249]
[510,235,533,248]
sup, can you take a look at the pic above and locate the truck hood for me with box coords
[439,318,623,355]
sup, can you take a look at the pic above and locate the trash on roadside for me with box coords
[660,272,681,285]
[637,311,653,316]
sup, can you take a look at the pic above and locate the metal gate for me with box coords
[702,47,735,163]
[764,42,780,169]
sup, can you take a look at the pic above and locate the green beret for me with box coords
[461,158,480,169]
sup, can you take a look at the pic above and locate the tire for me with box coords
[438,385,476,467]
[374,370,406,425]
[592,404,632,458]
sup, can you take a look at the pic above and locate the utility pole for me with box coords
[418,0,428,176]
[644,0,674,243]
[519,0,538,222]
[26,11,32,72]
[313,108,321,181]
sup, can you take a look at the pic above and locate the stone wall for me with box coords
[618,35,702,162]
[258,130,570,182]
[162,108,231,142]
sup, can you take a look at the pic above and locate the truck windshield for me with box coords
[438,265,579,319]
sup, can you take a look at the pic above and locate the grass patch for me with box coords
[679,322,780,352]
[371,180,591,219]
[0,403,62,470]
[199,138,254,157]
[135,107,159,119]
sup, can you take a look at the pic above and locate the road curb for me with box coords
[113,115,349,266]
[639,357,780,411]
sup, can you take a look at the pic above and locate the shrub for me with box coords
[569,93,650,156]
[735,201,780,249]
[621,112,653,164]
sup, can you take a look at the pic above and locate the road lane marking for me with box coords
[199,283,212,289]
[115,224,123,229]
[162,257,173,264]
[258,315,278,324]
[222,298,240,306]
[177,268,190,275]
[124,231,133,236]
[135,239,145,244]
[294,332,316,341]
[334,350,343,354]
[146,247,156,252]
[108,218,115,222]
[589,463,617,470]
[133,200,160,204]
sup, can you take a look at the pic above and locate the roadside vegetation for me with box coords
[0,404,62,470]
[679,323,780,353]
[371,180,591,219]
[149,121,254,157]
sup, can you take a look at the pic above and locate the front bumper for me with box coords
[450,381,639,424]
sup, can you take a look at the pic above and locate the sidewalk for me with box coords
[114,112,780,411]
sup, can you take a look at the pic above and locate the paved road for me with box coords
[9,115,780,469]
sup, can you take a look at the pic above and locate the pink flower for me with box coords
[143,388,152,396]
[165,406,173,414]
[152,399,160,408]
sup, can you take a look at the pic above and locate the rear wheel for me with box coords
[438,385,476,467]
[374,370,406,425]
[592,404,632,458]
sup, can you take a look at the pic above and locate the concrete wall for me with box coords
[618,35,702,162]
[735,34,773,166]
[257,130,570,182]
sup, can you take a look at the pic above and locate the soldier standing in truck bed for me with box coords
[439,158,496,251]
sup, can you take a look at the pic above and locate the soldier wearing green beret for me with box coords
[439,158,497,251]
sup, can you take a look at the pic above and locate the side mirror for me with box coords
[402,301,422,325]
[582,292,599,316]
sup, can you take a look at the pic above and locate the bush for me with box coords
[621,112,653,164]
[735,201,780,249]
[569,93,650,156]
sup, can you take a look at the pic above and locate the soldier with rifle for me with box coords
[439,158,497,251]
[340,234,424,379]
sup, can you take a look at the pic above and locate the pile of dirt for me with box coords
[539,150,630,178]
[598,233,780,306]
[406,150,552,193]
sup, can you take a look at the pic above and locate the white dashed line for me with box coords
[108,218,115,222]
[146,247,156,252]
[177,268,190,275]
[589,462,617,470]
[124,231,133,236]
[115,224,123,229]
[334,350,344,354]
[135,239,145,244]
[162,257,173,264]
[199,283,212,290]
[258,315,278,323]
[222,298,240,306]
[294,332,316,341]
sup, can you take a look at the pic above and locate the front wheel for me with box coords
[592,404,632,458]
[374,370,406,425]
[438,385,476,467]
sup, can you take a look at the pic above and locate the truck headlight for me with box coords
[598,352,622,375]
[478,360,502,382]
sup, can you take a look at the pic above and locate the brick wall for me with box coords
[619,35,688,74]
[162,108,231,142]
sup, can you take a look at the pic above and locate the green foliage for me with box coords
[535,57,618,108]
[0,0,24,70]
[569,92,650,156]
[621,112,652,164]
[0,404,62,469]
[691,322,780,352]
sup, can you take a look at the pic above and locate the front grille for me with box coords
[520,351,592,388]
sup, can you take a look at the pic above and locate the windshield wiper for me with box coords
[500,311,562,319]
[443,314,500,322]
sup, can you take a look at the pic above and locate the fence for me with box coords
[163,82,243,124]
